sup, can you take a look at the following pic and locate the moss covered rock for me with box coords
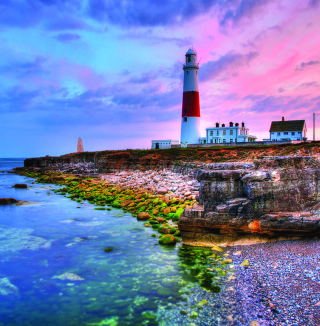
[159,234,176,245]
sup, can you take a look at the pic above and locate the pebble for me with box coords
[102,169,199,199]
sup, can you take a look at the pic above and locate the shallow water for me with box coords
[0,159,231,326]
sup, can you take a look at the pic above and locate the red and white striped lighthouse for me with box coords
[180,49,201,145]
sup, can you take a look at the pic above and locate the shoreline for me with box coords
[11,166,320,325]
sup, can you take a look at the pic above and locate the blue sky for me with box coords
[1,0,320,157]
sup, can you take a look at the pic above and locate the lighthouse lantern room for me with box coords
[180,49,201,145]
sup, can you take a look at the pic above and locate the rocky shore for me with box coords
[179,156,320,247]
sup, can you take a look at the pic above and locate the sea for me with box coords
[0,158,234,326]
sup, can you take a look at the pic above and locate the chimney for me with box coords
[235,123,239,127]
[222,123,225,127]
[216,122,219,127]
[242,122,245,128]
[282,117,285,121]
[230,122,233,127]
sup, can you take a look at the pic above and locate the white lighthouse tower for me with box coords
[180,49,201,145]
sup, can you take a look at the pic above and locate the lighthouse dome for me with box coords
[186,49,196,56]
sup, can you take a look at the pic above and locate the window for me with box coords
[187,71,188,74]
[217,130,219,136]
[223,139,226,143]
[210,139,213,143]
[292,132,295,136]
[284,132,288,135]
[204,140,206,144]
[223,130,226,135]
[184,117,187,122]
[230,130,233,135]
[210,131,213,136]
[277,132,280,136]
[298,132,302,134]
[230,139,233,143]
[246,131,247,135]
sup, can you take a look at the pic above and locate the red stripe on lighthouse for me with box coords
[182,91,200,117]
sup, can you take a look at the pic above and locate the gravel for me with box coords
[160,239,320,325]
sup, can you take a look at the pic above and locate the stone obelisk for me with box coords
[77,138,84,153]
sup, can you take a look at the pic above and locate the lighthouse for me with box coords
[180,49,201,145]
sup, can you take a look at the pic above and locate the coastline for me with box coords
[10,163,320,325]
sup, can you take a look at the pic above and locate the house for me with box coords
[205,122,257,144]
[269,117,307,141]
[151,139,180,149]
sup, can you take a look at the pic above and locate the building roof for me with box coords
[269,120,305,132]
[186,49,196,55]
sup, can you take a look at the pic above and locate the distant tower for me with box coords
[180,49,201,144]
[77,138,84,153]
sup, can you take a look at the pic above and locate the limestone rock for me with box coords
[179,156,320,247]
[137,212,151,220]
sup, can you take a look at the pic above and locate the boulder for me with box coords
[12,184,27,189]
[158,234,176,245]
[0,198,19,204]
[137,212,151,220]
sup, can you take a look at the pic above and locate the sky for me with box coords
[1,0,320,157]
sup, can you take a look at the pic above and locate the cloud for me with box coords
[45,16,90,31]
[129,71,158,83]
[199,51,259,82]
[121,31,194,47]
[242,25,281,47]
[308,0,320,7]
[298,81,319,89]
[295,60,320,71]
[244,94,313,113]
[278,88,285,93]
[0,56,48,78]
[219,0,274,27]
[88,0,219,27]
[54,33,82,42]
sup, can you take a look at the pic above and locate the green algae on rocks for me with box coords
[14,169,196,240]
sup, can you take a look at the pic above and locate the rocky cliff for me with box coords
[178,156,320,246]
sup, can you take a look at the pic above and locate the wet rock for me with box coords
[159,234,176,245]
[104,248,114,252]
[211,245,223,252]
[240,259,250,267]
[12,184,27,188]
[137,212,151,221]
[0,198,19,204]
[52,273,84,281]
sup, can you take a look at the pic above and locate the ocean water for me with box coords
[0,159,230,326]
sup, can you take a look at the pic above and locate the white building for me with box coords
[269,118,307,141]
[206,122,257,144]
[151,139,180,149]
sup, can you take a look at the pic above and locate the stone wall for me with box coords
[178,156,320,247]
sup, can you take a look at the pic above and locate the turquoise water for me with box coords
[0,159,230,326]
